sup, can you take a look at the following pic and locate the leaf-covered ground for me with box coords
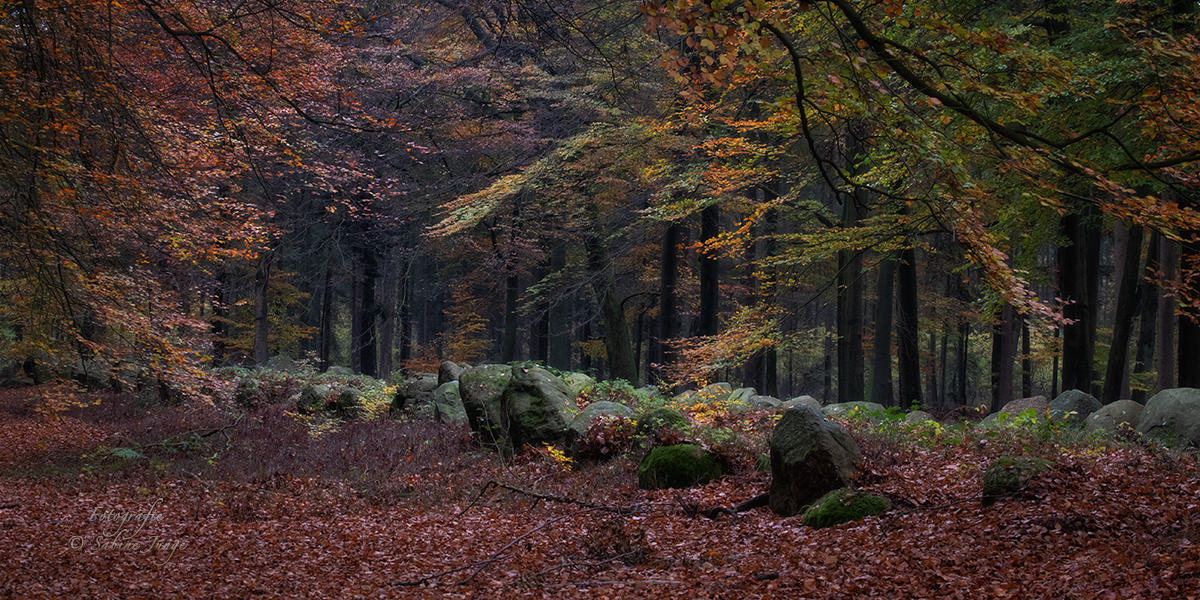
[1,388,1198,599]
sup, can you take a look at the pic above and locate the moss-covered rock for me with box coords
[822,402,887,420]
[1137,388,1200,448]
[801,488,891,529]
[981,455,1051,506]
[1049,389,1101,428]
[296,384,331,415]
[335,388,362,416]
[638,444,723,490]
[432,381,467,424]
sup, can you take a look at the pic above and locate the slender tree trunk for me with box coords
[358,247,379,378]
[1132,232,1160,403]
[212,271,229,366]
[870,256,896,406]
[991,304,1015,410]
[1103,223,1144,404]
[378,251,396,379]
[500,272,519,362]
[896,247,921,409]
[928,331,940,408]
[397,258,412,374]
[698,204,720,337]
[659,223,681,381]
[1180,236,1200,387]
[1159,236,1178,390]
[253,249,273,365]
[824,303,834,403]
[1021,317,1032,398]
[743,231,764,392]
[319,266,333,372]
[957,322,969,406]
[349,265,360,373]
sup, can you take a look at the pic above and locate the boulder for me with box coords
[822,401,886,420]
[438,361,465,387]
[729,387,757,404]
[296,384,336,415]
[392,373,439,412]
[1049,389,1102,428]
[326,365,354,377]
[563,373,596,398]
[335,388,363,416]
[769,406,862,517]
[266,355,298,373]
[23,349,56,385]
[905,410,935,424]
[746,395,783,410]
[801,488,891,529]
[1084,400,1144,435]
[568,401,635,443]
[997,395,1049,416]
[432,381,467,424]
[459,365,514,447]
[782,396,822,411]
[1137,388,1200,448]
[504,366,580,447]
[675,382,732,406]
[637,444,723,490]
[981,455,1051,506]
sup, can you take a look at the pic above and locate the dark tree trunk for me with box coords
[1021,317,1032,398]
[991,304,1015,411]
[212,271,229,366]
[319,266,334,372]
[349,266,360,373]
[896,247,921,409]
[378,252,396,379]
[743,230,763,392]
[397,259,412,374]
[1132,232,1160,403]
[870,256,896,406]
[1058,210,1098,393]
[500,272,519,363]
[548,242,572,371]
[824,304,834,403]
[698,204,720,337]
[1180,236,1200,387]
[253,250,273,365]
[929,331,940,408]
[1159,236,1177,390]
[1103,223,1144,404]
[586,232,639,385]
[357,247,379,378]
[659,223,681,380]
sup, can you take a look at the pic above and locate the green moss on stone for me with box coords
[637,444,722,490]
[800,488,890,529]
[981,455,1051,506]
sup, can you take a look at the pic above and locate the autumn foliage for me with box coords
[2,386,1198,598]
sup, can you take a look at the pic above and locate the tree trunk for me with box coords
[253,249,273,365]
[548,242,572,371]
[991,304,1015,411]
[1180,236,1200,387]
[500,272,519,362]
[1021,317,1032,398]
[397,258,412,374]
[1058,210,1097,393]
[869,256,896,406]
[838,125,867,403]
[1103,223,1144,404]
[319,265,334,372]
[1132,232,1160,403]
[698,204,720,337]
[896,246,921,409]
[378,251,396,379]
[586,232,638,385]
[1159,236,1177,390]
[659,223,681,381]
[357,246,379,378]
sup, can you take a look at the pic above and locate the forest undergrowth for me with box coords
[1,386,1198,599]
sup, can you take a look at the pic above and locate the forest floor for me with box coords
[1,387,1198,599]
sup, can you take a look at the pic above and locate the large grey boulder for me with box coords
[1048,389,1101,428]
[505,366,580,447]
[769,406,863,517]
[1085,400,1144,435]
[458,365,581,452]
[392,373,438,412]
[266,355,298,373]
[998,395,1049,416]
[563,373,595,398]
[438,361,466,387]
[432,381,467,424]
[326,366,354,377]
[567,401,635,443]
[822,402,886,420]
[783,396,822,411]
[1137,388,1200,448]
